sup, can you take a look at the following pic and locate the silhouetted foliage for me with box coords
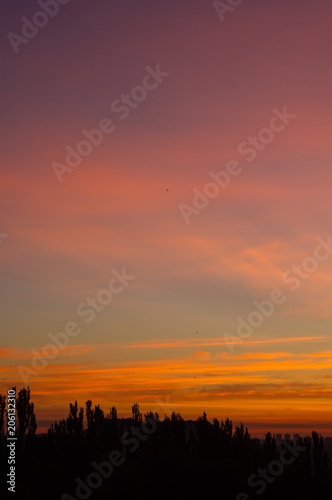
[0,387,331,500]
[16,387,37,439]
[131,402,142,424]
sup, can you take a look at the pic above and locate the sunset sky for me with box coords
[1,0,332,437]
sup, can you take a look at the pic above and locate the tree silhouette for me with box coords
[110,405,117,422]
[3,387,331,500]
[263,431,276,462]
[16,387,37,439]
[66,400,84,436]
[131,402,142,424]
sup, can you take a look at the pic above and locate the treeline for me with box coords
[0,388,331,499]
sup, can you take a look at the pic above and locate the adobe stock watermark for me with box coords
[51,65,170,183]
[17,268,135,383]
[178,106,296,224]
[7,0,71,55]
[236,439,306,499]
[223,235,332,353]
[61,397,177,500]
[213,0,245,23]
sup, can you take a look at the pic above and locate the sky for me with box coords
[1,0,332,437]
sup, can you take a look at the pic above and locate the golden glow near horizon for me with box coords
[1,1,332,438]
